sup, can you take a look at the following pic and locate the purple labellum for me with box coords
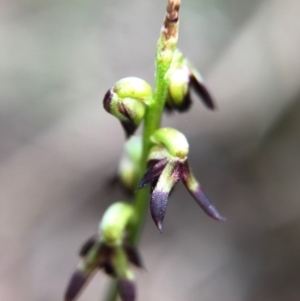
[151,190,169,233]
[190,74,216,110]
[118,279,136,301]
[64,270,92,301]
[79,235,97,257]
[141,161,181,232]
[137,159,168,190]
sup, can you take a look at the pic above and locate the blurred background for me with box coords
[1,0,300,300]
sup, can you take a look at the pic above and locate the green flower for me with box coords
[64,203,143,301]
[103,77,152,137]
[165,50,216,112]
[137,128,225,232]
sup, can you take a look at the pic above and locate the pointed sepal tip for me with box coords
[118,279,136,301]
[64,270,90,301]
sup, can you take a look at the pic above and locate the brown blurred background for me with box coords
[1,0,300,300]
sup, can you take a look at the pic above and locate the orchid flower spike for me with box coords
[64,202,143,301]
[103,77,153,137]
[137,128,226,232]
[164,49,215,112]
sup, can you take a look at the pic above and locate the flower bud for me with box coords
[103,77,153,137]
[118,136,142,191]
[150,127,189,160]
[100,202,135,246]
[165,50,215,112]
[166,65,191,111]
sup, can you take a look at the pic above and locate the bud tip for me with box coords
[64,270,89,301]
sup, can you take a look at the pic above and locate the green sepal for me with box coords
[100,202,135,246]
[150,127,189,160]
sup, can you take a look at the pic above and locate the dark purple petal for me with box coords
[182,161,226,221]
[64,270,93,301]
[79,235,97,257]
[121,121,137,138]
[190,74,216,110]
[118,279,136,301]
[176,90,192,112]
[165,90,192,113]
[137,159,168,190]
[150,163,181,232]
[124,244,144,268]
[117,102,137,137]
[103,89,113,112]
[189,187,226,221]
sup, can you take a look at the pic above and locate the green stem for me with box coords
[130,0,180,242]
[128,78,169,243]
[104,0,179,299]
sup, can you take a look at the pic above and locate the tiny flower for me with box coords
[103,77,153,137]
[65,240,142,301]
[118,136,142,192]
[65,203,143,301]
[165,50,215,112]
[137,127,225,232]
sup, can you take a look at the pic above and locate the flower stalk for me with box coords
[65,1,225,301]
[129,0,181,242]
[105,1,182,300]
